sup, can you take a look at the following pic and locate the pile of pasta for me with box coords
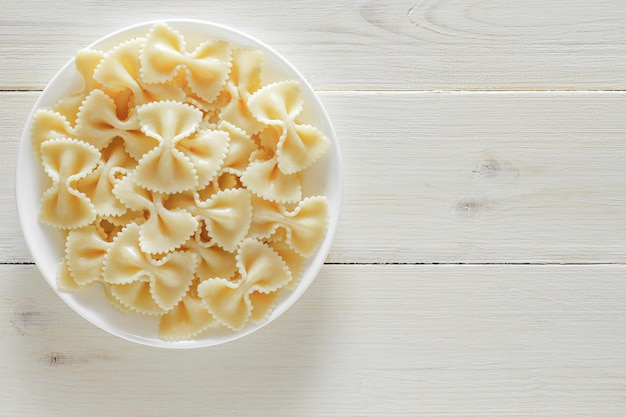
[32,23,330,340]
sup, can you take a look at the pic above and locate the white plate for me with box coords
[15,19,342,348]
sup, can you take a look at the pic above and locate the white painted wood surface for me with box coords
[1,1,625,416]
[3,0,626,91]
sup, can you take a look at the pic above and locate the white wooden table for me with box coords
[2,1,625,415]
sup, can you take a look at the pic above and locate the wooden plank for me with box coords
[1,264,625,416]
[4,91,626,263]
[329,91,626,263]
[2,0,626,91]
[0,93,36,261]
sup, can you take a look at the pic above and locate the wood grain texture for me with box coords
[1,264,625,416]
[2,1,626,415]
[2,0,626,90]
[4,91,624,263]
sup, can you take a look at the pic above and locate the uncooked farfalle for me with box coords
[134,100,226,193]
[265,230,306,290]
[217,121,258,175]
[194,188,252,252]
[65,222,112,286]
[197,238,292,330]
[33,22,330,341]
[177,128,230,188]
[94,38,186,109]
[102,223,198,311]
[75,89,158,160]
[248,80,330,174]
[241,153,302,203]
[113,173,199,254]
[159,280,218,341]
[249,195,328,256]
[219,48,265,135]
[39,138,100,229]
[182,224,238,281]
[76,138,137,217]
[140,23,231,104]
[54,49,105,125]
[31,110,75,159]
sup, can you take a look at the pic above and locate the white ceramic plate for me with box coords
[15,19,342,348]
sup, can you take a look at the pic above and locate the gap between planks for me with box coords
[2,261,623,266]
[7,88,626,93]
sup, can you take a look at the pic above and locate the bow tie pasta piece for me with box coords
[197,238,292,330]
[137,100,201,142]
[140,23,231,104]
[76,138,137,217]
[39,138,100,229]
[57,257,88,291]
[241,156,302,204]
[249,195,328,257]
[218,121,258,175]
[228,48,262,99]
[183,227,238,281]
[53,49,106,125]
[219,48,265,135]
[133,100,204,193]
[247,290,284,324]
[31,110,75,160]
[265,231,307,290]
[195,188,252,252]
[106,281,167,316]
[94,38,187,109]
[76,89,159,160]
[102,223,198,311]
[65,223,112,286]
[177,128,230,189]
[113,173,198,254]
[159,280,218,341]
[248,80,330,175]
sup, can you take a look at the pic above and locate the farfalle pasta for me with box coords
[39,138,100,229]
[32,22,330,341]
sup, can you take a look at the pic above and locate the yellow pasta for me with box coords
[34,22,330,341]
[76,138,137,217]
[94,38,186,108]
[241,156,302,203]
[113,173,199,254]
[140,23,231,104]
[54,49,105,125]
[57,257,86,291]
[39,138,100,229]
[197,238,292,330]
[194,188,252,252]
[65,223,111,286]
[217,121,258,175]
[159,280,218,341]
[106,281,167,316]
[265,230,307,290]
[182,226,238,281]
[177,128,230,189]
[219,48,265,135]
[31,110,75,159]
[133,100,204,193]
[249,194,328,256]
[102,223,198,311]
[76,89,157,159]
[247,81,330,174]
